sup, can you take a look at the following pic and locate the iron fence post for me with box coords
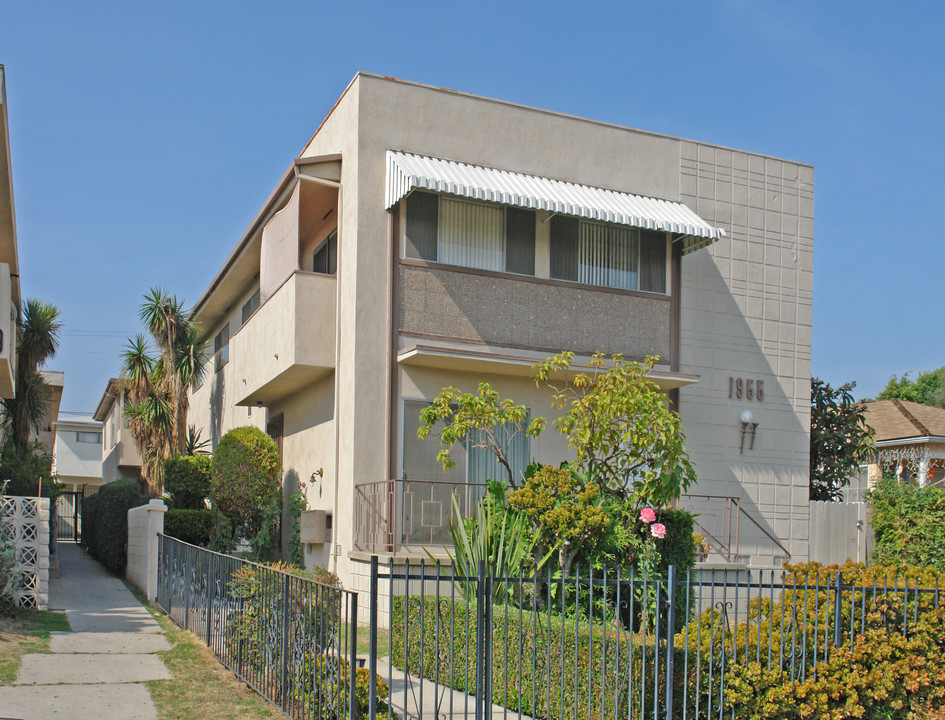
[833,571,843,649]
[184,546,191,631]
[474,560,486,720]
[369,556,378,720]
[206,554,214,647]
[349,592,360,720]
[664,565,677,719]
[281,572,290,713]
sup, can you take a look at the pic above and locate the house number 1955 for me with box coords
[729,376,764,401]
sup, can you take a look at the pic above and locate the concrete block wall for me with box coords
[677,142,813,566]
[126,499,166,601]
[0,496,50,609]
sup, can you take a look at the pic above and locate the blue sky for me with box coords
[1,1,943,415]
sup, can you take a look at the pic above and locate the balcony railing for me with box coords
[354,481,792,565]
[354,479,487,553]
[674,493,792,564]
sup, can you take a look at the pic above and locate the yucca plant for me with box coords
[438,483,542,603]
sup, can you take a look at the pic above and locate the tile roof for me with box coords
[864,399,945,443]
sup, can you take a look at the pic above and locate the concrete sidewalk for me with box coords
[0,542,172,719]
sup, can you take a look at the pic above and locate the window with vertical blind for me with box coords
[550,216,667,293]
[402,400,531,486]
[405,191,535,276]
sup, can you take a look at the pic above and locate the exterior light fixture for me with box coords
[739,410,758,454]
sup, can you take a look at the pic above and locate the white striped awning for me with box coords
[386,150,726,254]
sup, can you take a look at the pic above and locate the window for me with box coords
[76,431,101,444]
[405,192,535,276]
[550,217,666,293]
[214,324,229,373]
[402,399,531,485]
[313,231,337,275]
[241,290,260,326]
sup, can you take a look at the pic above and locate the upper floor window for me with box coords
[550,216,667,293]
[241,290,260,326]
[313,231,337,275]
[76,431,102,444]
[214,324,229,373]
[405,192,535,276]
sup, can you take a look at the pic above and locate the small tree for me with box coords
[810,377,873,501]
[532,352,697,506]
[210,426,281,558]
[417,382,545,487]
[876,367,945,408]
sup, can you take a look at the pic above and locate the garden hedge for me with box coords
[210,426,281,539]
[868,476,945,571]
[81,478,148,575]
[163,454,212,510]
[164,508,214,546]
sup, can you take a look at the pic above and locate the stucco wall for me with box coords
[676,144,813,566]
[399,264,671,360]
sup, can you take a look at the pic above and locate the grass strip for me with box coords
[0,609,71,685]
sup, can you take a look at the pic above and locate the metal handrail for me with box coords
[677,493,792,563]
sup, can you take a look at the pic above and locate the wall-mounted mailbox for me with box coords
[300,510,332,544]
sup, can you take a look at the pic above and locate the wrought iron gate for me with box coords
[55,489,83,542]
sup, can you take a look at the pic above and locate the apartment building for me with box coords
[189,73,813,594]
[52,415,103,492]
[0,66,21,399]
[93,378,142,485]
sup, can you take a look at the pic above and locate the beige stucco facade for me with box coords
[189,74,813,595]
[52,416,103,491]
[0,66,21,399]
[93,378,142,487]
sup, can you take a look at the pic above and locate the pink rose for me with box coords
[650,523,667,539]
[639,508,656,524]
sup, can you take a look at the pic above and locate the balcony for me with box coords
[231,271,336,406]
[354,479,487,553]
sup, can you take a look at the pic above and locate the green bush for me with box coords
[869,476,945,570]
[210,426,281,555]
[163,454,212,510]
[0,440,62,501]
[82,478,148,575]
[391,595,674,720]
[164,508,214,546]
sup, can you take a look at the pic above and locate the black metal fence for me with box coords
[156,535,360,720]
[156,537,944,720]
[369,558,943,720]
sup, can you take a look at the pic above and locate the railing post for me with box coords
[664,565,677,719]
[833,571,843,648]
[184,545,191,631]
[369,556,378,720]
[349,592,359,720]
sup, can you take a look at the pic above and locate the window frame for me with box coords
[76,431,102,444]
[214,323,230,373]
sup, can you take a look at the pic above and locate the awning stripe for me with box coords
[386,150,726,252]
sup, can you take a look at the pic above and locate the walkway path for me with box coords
[0,542,172,719]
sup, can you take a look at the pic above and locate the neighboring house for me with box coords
[93,378,141,485]
[0,65,21,399]
[187,73,813,591]
[28,369,63,454]
[863,398,945,489]
[52,415,103,492]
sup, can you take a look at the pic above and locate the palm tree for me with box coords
[1,299,62,458]
[122,288,208,495]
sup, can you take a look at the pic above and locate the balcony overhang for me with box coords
[397,343,699,391]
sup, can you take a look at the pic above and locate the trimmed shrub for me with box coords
[163,454,212,510]
[82,478,148,575]
[869,476,945,570]
[210,426,281,543]
[392,594,675,720]
[164,508,214,546]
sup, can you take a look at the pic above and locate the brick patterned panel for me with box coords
[0,496,50,609]
[399,264,671,360]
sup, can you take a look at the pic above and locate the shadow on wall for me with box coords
[679,246,810,565]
